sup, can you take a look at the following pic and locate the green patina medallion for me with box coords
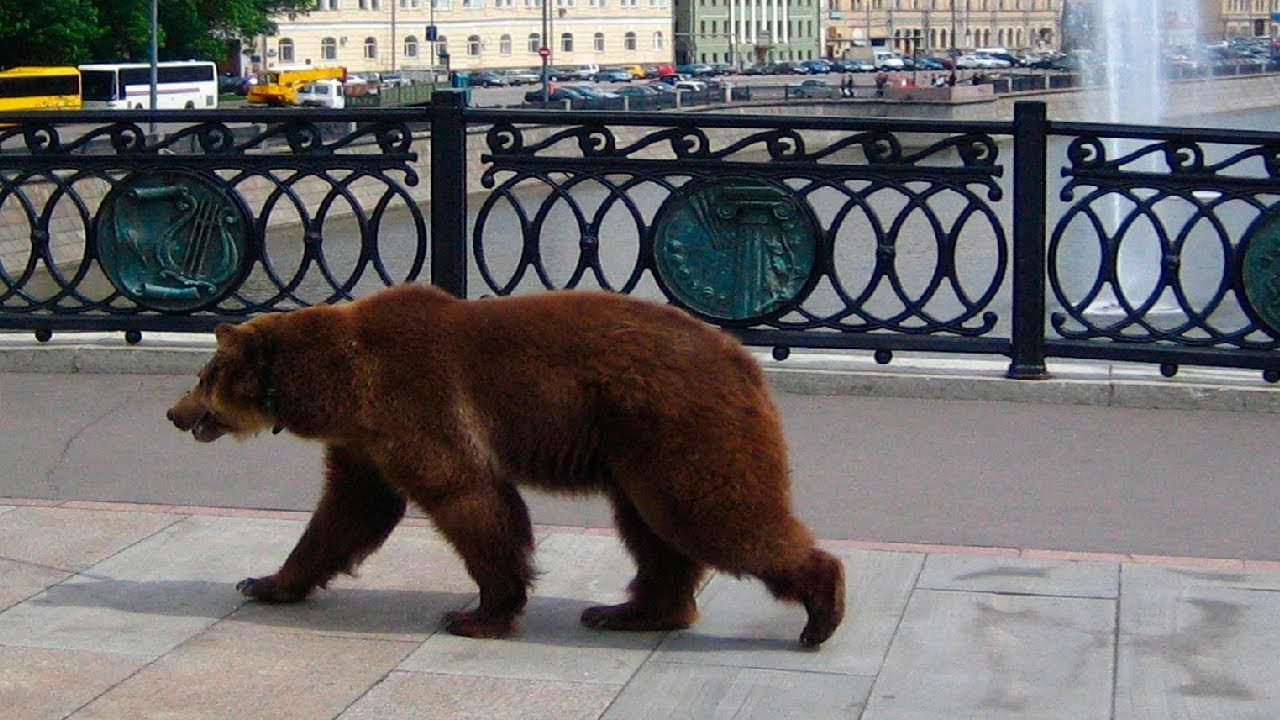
[96,171,250,312]
[652,178,818,321]
[1242,210,1280,336]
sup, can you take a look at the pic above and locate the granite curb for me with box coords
[3,332,1279,412]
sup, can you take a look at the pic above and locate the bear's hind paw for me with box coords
[443,609,517,639]
[236,576,307,604]
[580,602,696,632]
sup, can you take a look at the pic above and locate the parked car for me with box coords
[875,53,906,70]
[622,64,647,79]
[501,68,542,85]
[786,78,838,98]
[218,73,248,95]
[555,64,598,81]
[593,68,633,83]
[673,79,708,92]
[709,63,734,75]
[380,72,410,87]
[676,63,714,77]
[800,59,833,74]
[613,84,660,98]
[915,57,946,71]
[468,70,510,87]
[295,79,345,109]
[523,85,586,103]
[571,85,620,100]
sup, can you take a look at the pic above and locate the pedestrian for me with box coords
[875,71,888,97]
[947,69,958,86]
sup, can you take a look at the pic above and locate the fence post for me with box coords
[429,89,468,298]
[1007,100,1049,379]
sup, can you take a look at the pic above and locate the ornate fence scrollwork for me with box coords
[0,109,427,338]
[474,112,1009,359]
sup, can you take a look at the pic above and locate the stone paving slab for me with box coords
[0,645,150,720]
[69,620,417,720]
[1115,564,1280,720]
[399,532,665,685]
[600,661,872,720]
[654,548,924,676]
[916,554,1120,598]
[3,506,1280,719]
[337,671,621,720]
[862,590,1116,720]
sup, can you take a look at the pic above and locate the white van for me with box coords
[295,79,345,109]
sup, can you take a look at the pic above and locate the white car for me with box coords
[673,79,707,92]
[295,79,345,109]
[875,54,906,70]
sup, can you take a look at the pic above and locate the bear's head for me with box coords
[167,321,282,443]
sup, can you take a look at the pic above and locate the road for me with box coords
[3,370,1279,561]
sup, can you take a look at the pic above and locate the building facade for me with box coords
[254,0,675,75]
[672,0,823,66]
[1217,0,1279,38]
[824,1,1064,60]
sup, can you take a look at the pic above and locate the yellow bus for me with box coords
[0,66,82,112]
[247,65,346,106]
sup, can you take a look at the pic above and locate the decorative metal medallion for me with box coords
[652,178,818,321]
[95,171,251,312]
[1242,210,1280,336]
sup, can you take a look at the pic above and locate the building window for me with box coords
[404,35,418,57]
[464,0,484,6]
[624,31,636,50]
[468,34,482,56]
[561,32,573,52]
[363,36,378,59]
[500,34,513,54]
[279,38,295,62]
[327,0,339,8]
[653,31,664,50]
[321,37,338,60]
[593,32,605,52]
[528,33,542,53]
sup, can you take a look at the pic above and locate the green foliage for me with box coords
[0,0,102,67]
[1,0,315,67]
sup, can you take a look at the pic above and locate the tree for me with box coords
[0,0,314,67]
[0,0,102,68]
[88,0,314,62]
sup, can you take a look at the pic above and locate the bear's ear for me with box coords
[213,322,241,347]
[214,322,270,366]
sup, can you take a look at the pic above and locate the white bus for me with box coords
[79,61,218,110]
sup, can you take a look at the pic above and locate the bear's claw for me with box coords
[236,576,306,603]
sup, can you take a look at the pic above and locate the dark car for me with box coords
[786,78,838,98]
[915,57,946,71]
[218,73,249,95]
[593,68,633,83]
[523,85,586,103]
[800,59,833,74]
[675,63,714,77]
[469,70,510,87]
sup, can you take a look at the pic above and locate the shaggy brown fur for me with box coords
[167,284,844,646]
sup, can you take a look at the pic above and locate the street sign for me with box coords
[538,47,550,59]
[426,25,438,41]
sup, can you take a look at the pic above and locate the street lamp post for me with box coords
[540,0,550,104]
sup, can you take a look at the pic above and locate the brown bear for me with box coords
[167,284,844,646]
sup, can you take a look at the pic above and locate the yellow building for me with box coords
[1216,0,1278,38]
[825,1,1064,59]
[253,0,676,75]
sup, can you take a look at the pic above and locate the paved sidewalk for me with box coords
[1,500,1278,720]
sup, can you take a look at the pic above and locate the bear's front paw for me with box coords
[443,609,516,639]
[236,575,306,604]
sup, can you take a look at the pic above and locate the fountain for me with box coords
[1083,0,1203,320]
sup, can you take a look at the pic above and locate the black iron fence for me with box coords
[3,94,1280,381]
